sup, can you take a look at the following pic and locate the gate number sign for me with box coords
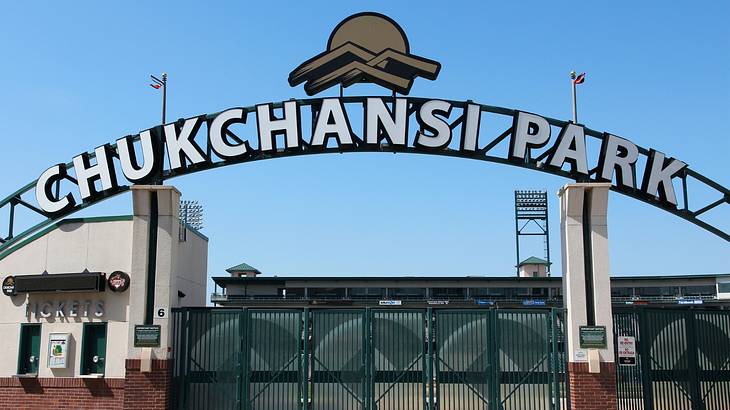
[618,336,637,366]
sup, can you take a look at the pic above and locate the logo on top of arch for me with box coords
[288,12,441,96]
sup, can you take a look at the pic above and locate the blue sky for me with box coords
[0,1,728,290]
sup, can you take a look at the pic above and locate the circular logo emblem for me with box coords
[2,276,16,296]
[107,271,130,293]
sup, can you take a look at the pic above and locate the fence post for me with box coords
[685,311,702,410]
[550,309,560,410]
[302,308,309,410]
[637,309,653,410]
[240,308,249,410]
[489,308,499,410]
[182,309,191,410]
[426,307,434,410]
[364,307,371,410]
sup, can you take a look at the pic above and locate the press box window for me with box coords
[17,324,41,375]
[81,323,107,375]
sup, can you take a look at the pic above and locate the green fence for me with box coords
[613,308,730,410]
[171,307,568,410]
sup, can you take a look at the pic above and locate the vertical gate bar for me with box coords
[183,309,191,410]
[365,308,371,410]
[637,309,653,410]
[302,308,309,410]
[427,308,434,410]
[490,308,499,410]
[686,310,702,410]
[242,308,250,410]
[550,309,558,410]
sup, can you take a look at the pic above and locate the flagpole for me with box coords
[150,73,168,125]
[570,70,578,123]
[161,73,167,125]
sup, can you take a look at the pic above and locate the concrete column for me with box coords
[558,183,617,410]
[128,185,181,359]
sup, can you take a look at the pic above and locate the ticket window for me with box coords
[80,323,107,375]
[17,324,41,375]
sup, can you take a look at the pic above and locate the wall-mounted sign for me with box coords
[427,300,449,305]
[11,272,105,293]
[522,299,546,306]
[474,299,495,306]
[107,271,130,293]
[134,325,161,347]
[26,300,105,319]
[48,333,70,369]
[617,336,637,366]
[574,349,588,362]
[379,300,402,306]
[2,276,15,296]
[579,326,608,349]
[155,306,168,319]
[677,299,703,305]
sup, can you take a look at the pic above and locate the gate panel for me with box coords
[694,311,730,409]
[613,310,645,410]
[247,310,303,410]
[614,308,730,410]
[172,309,242,410]
[435,310,495,410]
[311,310,366,410]
[371,310,427,410]
[644,310,693,410]
[498,310,554,410]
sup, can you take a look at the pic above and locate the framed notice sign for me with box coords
[617,336,637,366]
[579,326,607,349]
[134,325,161,347]
[48,333,70,368]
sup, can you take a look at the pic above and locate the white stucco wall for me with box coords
[0,186,209,379]
[0,219,133,378]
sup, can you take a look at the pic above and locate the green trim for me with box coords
[80,322,108,375]
[17,323,41,375]
[0,215,133,262]
[226,262,260,274]
[518,256,551,266]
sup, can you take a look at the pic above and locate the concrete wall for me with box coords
[0,186,209,380]
[0,219,133,378]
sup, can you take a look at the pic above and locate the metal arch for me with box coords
[0,96,728,256]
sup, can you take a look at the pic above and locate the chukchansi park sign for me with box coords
[1,12,728,250]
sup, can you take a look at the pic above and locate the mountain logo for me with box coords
[288,12,441,96]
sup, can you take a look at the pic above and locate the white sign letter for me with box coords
[365,98,407,146]
[415,100,453,149]
[72,144,119,201]
[311,98,355,148]
[164,116,207,170]
[257,101,300,152]
[510,112,551,161]
[597,134,639,189]
[547,123,589,175]
[641,149,687,206]
[209,108,250,159]
[36,164,77,214]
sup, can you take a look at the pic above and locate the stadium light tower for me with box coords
[179,200,204,241]
[514,190,551,276]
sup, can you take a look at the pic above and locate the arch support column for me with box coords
[558,183,617,410]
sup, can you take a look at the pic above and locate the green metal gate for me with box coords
[614,308,730,410]
[172,308,568,410]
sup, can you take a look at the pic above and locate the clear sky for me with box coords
[0,1,728,291]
